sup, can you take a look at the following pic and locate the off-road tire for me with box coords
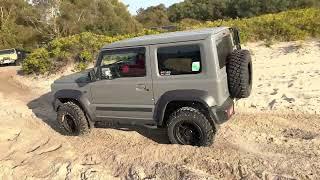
[14,59,22,66]
[56,102,90,136]
[227,49,253,98]
[167,107,215,147]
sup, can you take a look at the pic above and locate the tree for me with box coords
[28,0,61,39]
[0,0,40,50]
[0,0,142,50]
[226,0,319,18]
[168,0,319,22]
[57,0,141,36]
[168,0,227,22]
[136,4,171,28]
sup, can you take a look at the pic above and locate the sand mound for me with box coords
[239,40,320,114]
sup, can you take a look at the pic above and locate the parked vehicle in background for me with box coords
[0,48,27,66]
[51,27,253,147]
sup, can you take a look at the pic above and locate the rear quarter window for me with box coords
[157,45,202,76]
[216,35,233,69]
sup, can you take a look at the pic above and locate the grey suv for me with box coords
[51,27,252,146]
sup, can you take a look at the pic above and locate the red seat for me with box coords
[121,65,130,73]
[120,57,145,77]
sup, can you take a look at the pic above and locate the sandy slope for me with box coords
[0,40,319,179]
[239,40,320,114]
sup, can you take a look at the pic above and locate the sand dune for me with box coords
[239,40,320,114]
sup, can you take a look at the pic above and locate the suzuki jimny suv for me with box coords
[51,27,252,147]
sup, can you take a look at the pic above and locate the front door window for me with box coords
[99,47,146,80]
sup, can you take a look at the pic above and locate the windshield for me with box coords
[0,49,15,55]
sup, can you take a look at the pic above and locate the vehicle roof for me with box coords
[103,27,228,49]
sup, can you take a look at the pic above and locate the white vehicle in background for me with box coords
[0,48,22,65]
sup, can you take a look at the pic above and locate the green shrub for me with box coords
[22,48,51,75]
[181,8,320,42]
[74,62,88,72]
[22,29,160,75]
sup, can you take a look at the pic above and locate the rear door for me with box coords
[90,47,155,122]
[215,30,235,100]
[215,30,234,69]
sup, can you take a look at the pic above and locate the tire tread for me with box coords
[56,101,90,136]
[227,49,252,98]
[167,107,215,147]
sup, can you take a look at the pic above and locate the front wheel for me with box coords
[167,107,215,147]
[56,102,90,136]
[14,59,22,66]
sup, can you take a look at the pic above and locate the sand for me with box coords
[0,40,319,179]
[239,40,320,114]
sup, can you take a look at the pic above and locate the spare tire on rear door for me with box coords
[226,49,253,98]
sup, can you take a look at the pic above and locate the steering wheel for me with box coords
[113,64,122,78]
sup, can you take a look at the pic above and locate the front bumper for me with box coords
[0,59,15,64]
[52,98,62,111]
[210,98,235,125]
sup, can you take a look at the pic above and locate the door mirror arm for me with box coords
[88,67,99,82]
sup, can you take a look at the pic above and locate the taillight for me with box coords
[225,104,235,119]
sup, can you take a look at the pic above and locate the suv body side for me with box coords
[52,28,235,127]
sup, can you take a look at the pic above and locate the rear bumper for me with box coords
[210,98,235,125]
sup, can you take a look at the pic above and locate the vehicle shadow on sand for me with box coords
[27,92,169,144]
[95,123,169,144]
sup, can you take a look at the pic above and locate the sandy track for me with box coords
[0,41,320,179]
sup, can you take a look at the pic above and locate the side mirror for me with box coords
[88,68,97,81]
[231,27,241,50]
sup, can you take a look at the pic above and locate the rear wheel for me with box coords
[167,107,215,147]
[56,102,90,136]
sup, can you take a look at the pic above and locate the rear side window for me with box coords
[216,35,233,69]
[157,45,202,76]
